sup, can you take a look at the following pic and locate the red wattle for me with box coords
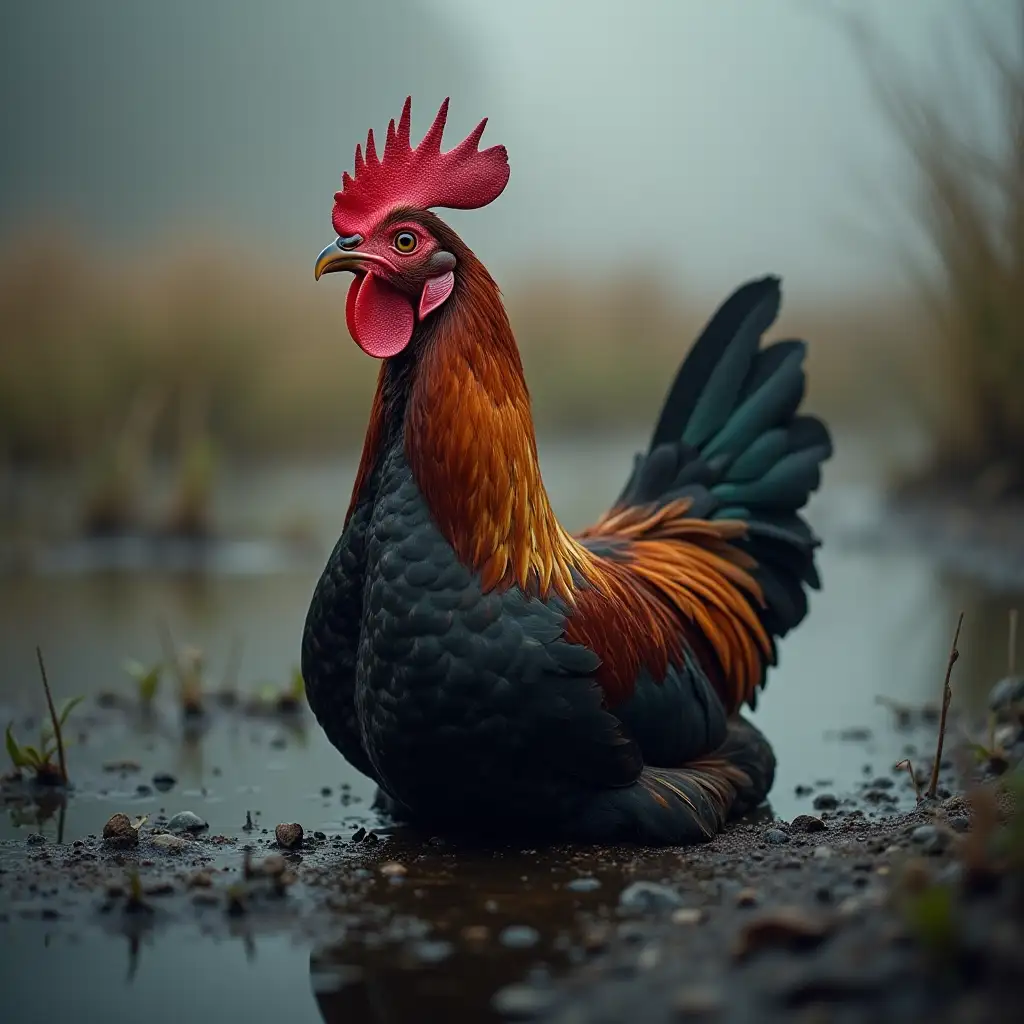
[345,273,415,359]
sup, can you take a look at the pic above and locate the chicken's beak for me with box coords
[314,240,370,281]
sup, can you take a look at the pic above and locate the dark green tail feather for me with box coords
[614,276,832,683]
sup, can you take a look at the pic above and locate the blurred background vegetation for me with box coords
[0,0,1022,534]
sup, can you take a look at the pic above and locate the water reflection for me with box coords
[306,834,651,1024]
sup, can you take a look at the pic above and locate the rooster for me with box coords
[302,99,832,845]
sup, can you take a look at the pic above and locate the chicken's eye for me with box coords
[394,231,417,254]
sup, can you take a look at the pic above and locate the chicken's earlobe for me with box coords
[419,271,455,320]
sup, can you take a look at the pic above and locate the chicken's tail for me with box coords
[610,276,832,682]
[569,714,776,844]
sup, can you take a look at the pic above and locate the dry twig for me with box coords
[895,758,923,803]
[928,612,964,799]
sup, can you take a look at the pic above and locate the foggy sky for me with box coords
[0,1,1015,298]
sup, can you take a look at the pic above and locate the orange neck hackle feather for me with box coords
[405,248,591,603]
[350,237,773,711]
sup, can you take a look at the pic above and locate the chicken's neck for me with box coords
[362,253,589,601]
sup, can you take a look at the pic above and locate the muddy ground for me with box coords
[1,690,1022,1024]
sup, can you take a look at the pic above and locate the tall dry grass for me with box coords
[847,3,1024,497]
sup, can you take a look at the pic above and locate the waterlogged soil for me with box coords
[1,697,1021,1024]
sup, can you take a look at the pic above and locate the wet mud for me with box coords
[1,691,1021,1024]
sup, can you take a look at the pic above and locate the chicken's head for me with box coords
[315,98,509,359]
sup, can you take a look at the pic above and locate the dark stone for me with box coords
[167,811,207,832]
[989,675,1024,713]
[790,815,826,833]
[911,824,948,854]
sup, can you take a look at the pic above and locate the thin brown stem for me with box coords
[927,611,964,799]
[895,759,923,803]
[36,646,68,785]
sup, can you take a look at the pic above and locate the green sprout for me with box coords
[246,666,307,717]
[123,659,163,707]
[5,649,83,785]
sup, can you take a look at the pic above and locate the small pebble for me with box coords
[618,881,684,911]
[794,784,813,796]
[948,815,970,833]
[790,814,825,833]
[260,854,287,877]
[26,833,46,846]
[167,811,207,833]
[151,833,190,851]
[734,906,833,959]
[275,822,304,849]
[764,828,790,845]
[735,887,758,907]
[566,877,601,892]
[862,789,897,805]
[910,824,948,854]
[102,813,139,848]
[500,925,541,949]
[989,675,1024,713]
[813,793,839,810]
[380,861,407,877]
[152,772,176,791]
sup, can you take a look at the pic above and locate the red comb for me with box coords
[331,97,510,238]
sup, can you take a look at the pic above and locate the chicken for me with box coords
[302,98,832,845]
